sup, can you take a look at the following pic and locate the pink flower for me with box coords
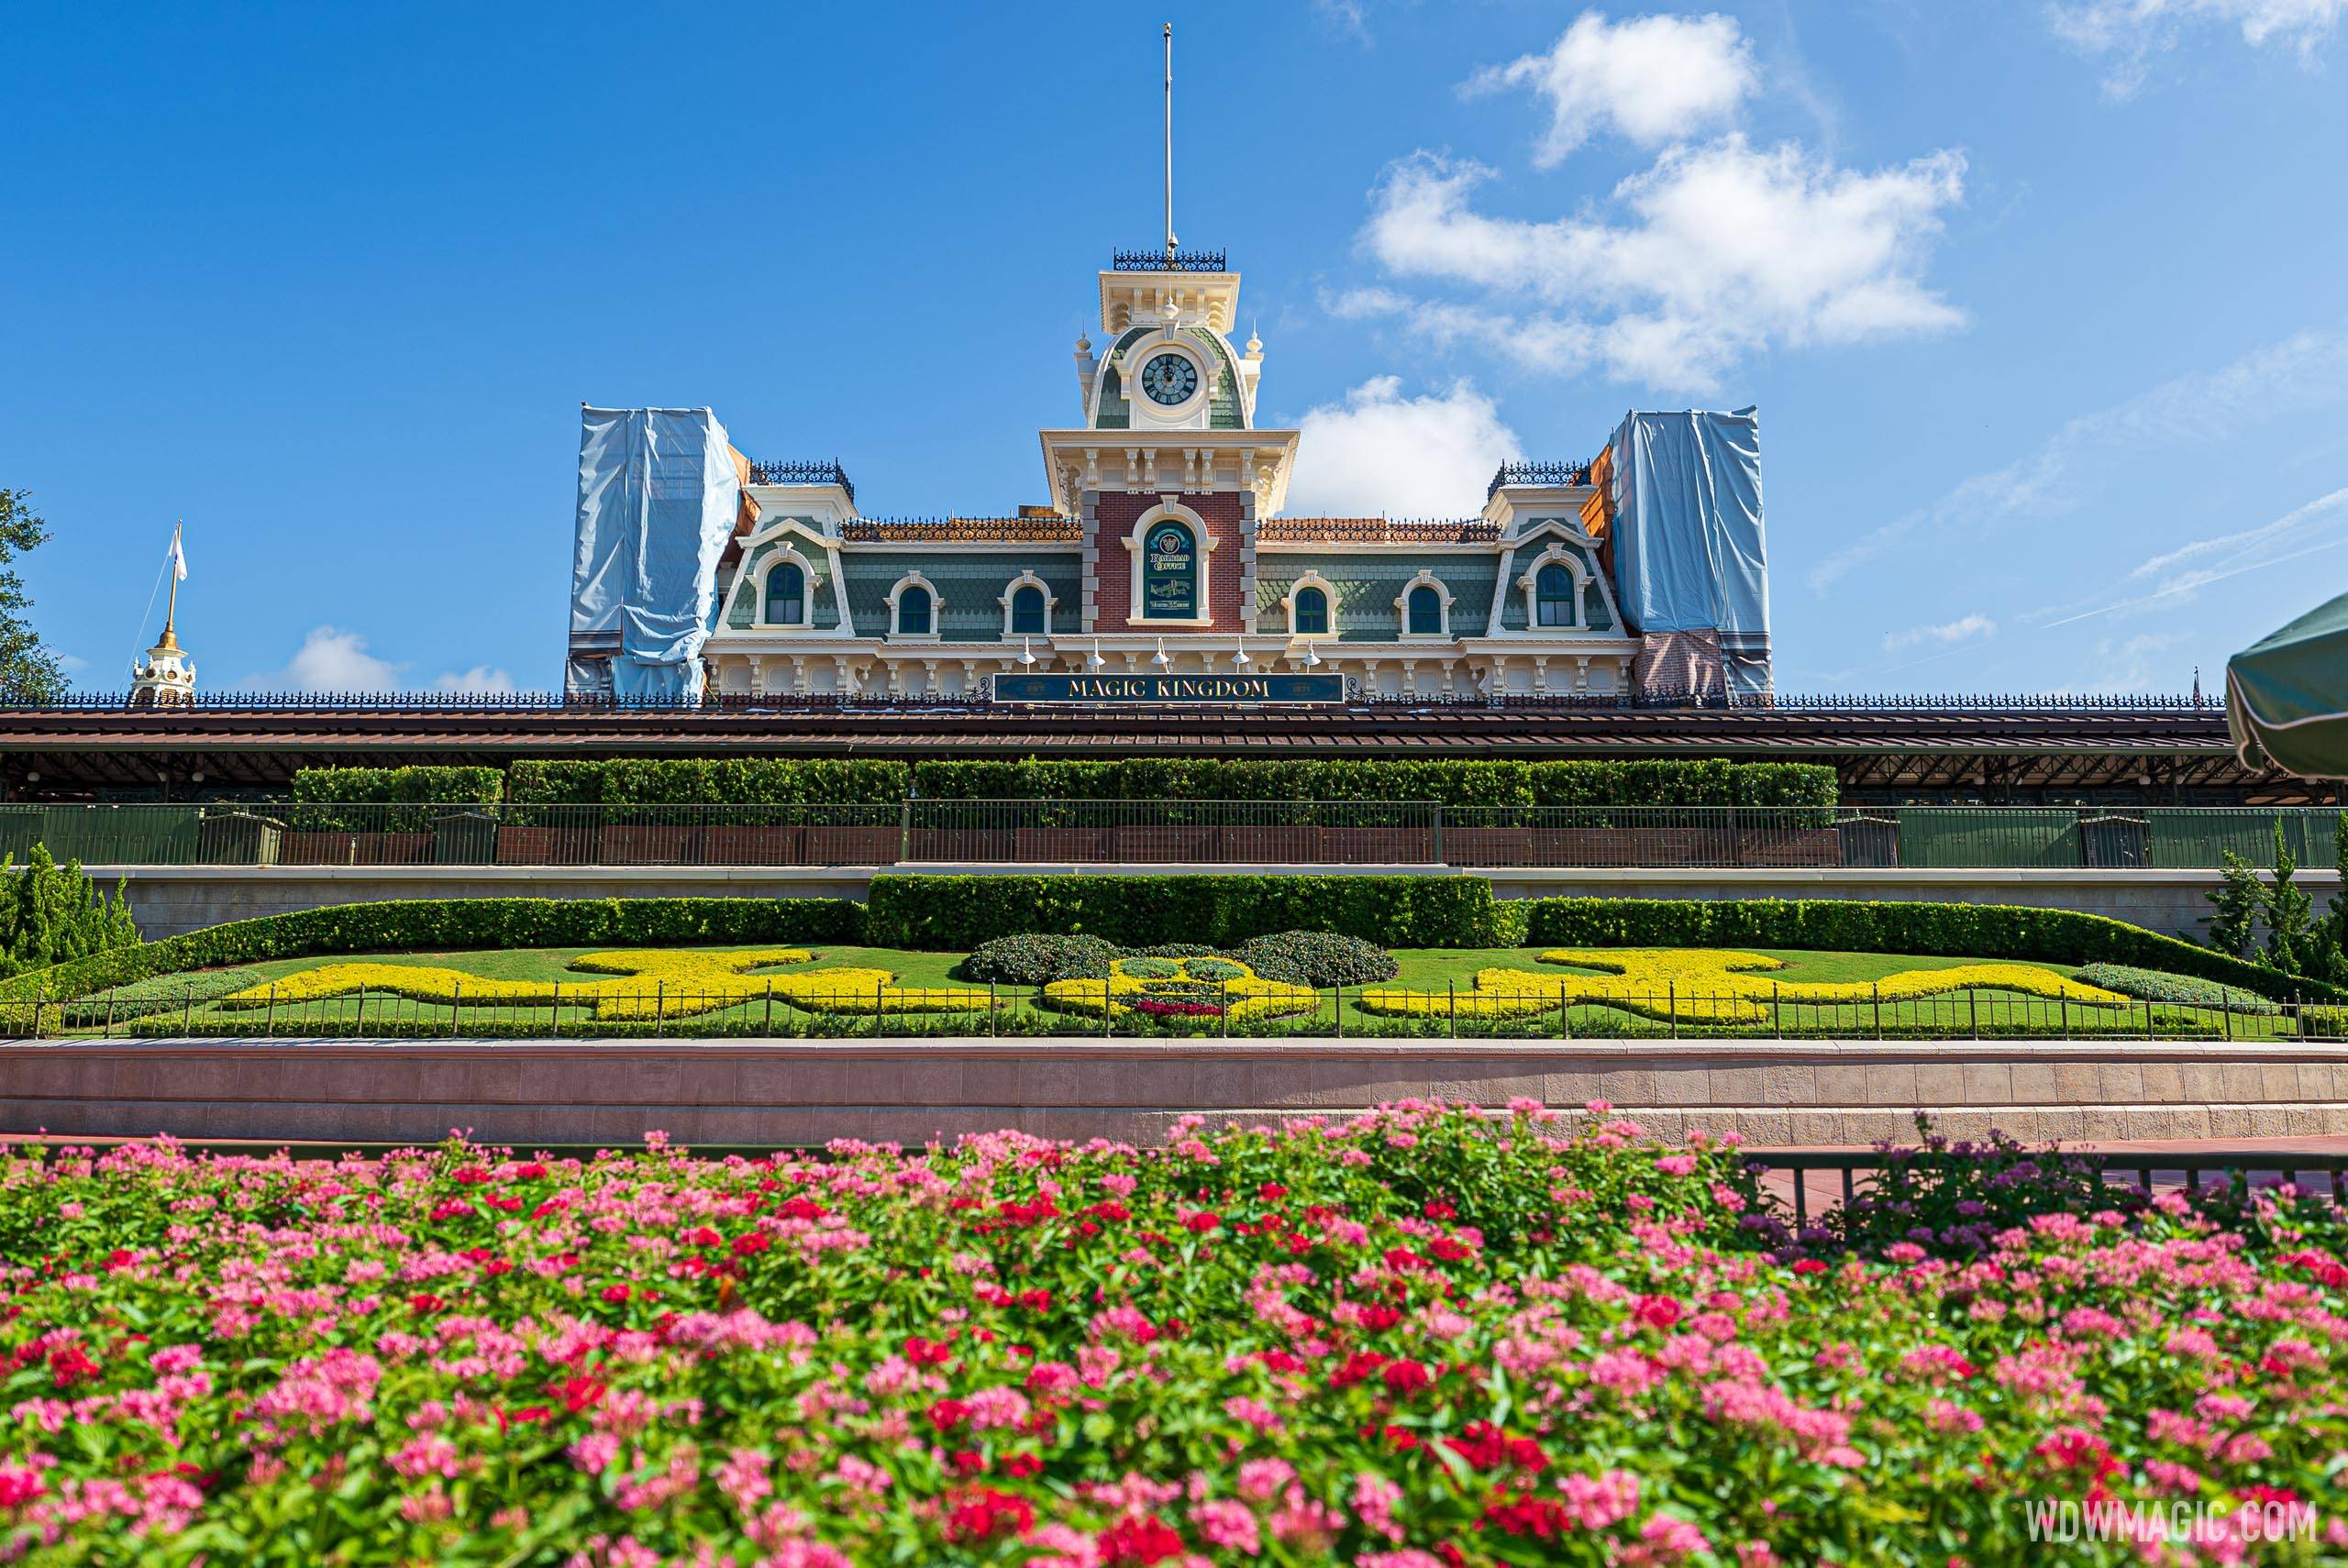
[1189,1497,1261,1553]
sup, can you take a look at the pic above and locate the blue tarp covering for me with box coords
[1609,407,1772,693]
[570,407,739,699]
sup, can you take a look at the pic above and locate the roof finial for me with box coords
[1163,23,1177,263]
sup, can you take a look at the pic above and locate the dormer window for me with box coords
[767,562,805,626]
[1535,564,1577,627]
[898,586,932,635]
[1011,584,1047,635]
[1293,585,1329,635]
[1407,585,1443,635]
[885,572,943,641]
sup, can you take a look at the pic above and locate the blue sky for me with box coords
[6,0,2347,695]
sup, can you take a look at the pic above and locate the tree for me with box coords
[0,844,141,979]
[2265,818,2315,976]
[2320,812,2348,986]
[0,490,68,705]
[2206,849,2265,960]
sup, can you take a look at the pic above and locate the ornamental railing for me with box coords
[1111,248,1227,271]
[4,979,2338,1044]
[1488,459,1595,499]
[842,517,1081,544]
[1744,1148,2348,1231]
[6,802,2336,872]
[747,459,855,504]
[0,690,2231,713]
[1257,518,1502,545]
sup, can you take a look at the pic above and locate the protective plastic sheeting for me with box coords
[1609,408,1771,694]
[570,407,740,700]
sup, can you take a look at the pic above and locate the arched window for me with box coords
[766,561,805,624]
[1292,584,1329,635]
[1535,563,1578,627]
[1011,584,1047,635]
[897,585,932,636]
[1407,584,1443,635]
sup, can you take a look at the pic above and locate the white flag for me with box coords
[168,525,187,581]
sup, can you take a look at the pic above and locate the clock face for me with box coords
[1138,352,1199,406]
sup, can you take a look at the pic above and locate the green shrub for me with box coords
[0,845,141,979]
[1118,956,1182,980]
[1232,930,1401,987]
[2074,963,2279,1014]
[506,758,908,807]
[289,767,504,804]
[1522,897,2329,1001]
[0,896,866,1002]
[1185,956,1249,982]
[865,874,1523,950]
[958,934,1121,984]
[904,757,1831,809]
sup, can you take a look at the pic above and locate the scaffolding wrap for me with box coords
[1608,407,1771,696]
[568,407,740,700]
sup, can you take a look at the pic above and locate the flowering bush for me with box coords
[2076,964,2280,1015]
[1360,949,2130,1025]
[0,1107,2341,1565]
[1045,956,1319,1024]
[216,949,1000,1021]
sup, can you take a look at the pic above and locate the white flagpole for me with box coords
[1163,23,1176,261]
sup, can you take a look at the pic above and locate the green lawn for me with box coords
[50,942,2301,1041]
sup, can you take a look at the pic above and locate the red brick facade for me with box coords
[1091,491,1249,633]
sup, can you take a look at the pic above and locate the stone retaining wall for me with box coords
[6,1036,2345,1146]
[86,863,2315,940]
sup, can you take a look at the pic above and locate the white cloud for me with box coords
[1288,377,1520,516]
[1313,0,1370,43]
[2049,0,2348,96]
[1325,286,1598,376]
[1360,140,1965,392]
[1811,326,2348,591]
[2071,632,2185,693]
[1882,613,1995,653]
[1468,10,1756,164]
[432,665,519,694]
[2042,484,2348,626]
[241,625,405,691]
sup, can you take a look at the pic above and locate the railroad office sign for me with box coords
[990,673,1346,704]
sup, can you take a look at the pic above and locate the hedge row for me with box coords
[281,759,1838,810]
[507,760,912,807]
[1523,898,2331,1001]
[290,767,504,805]
[864,875,1523,950]
[905,758,1835,809]
[0,898,865,1003]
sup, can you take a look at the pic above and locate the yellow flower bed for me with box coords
[1043,957,1318,1023]
[219,948,1000,1021]
[1358,948,2131,1024]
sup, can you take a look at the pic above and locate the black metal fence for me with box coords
[4,981,2337,1043]
[4,801,2338,871]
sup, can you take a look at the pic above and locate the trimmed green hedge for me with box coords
[507,759,910,807]
[903,758,1834,809]
[865,874,1525,949]
[1520,897,2333,1001]
[290,767,504,805]
[0,897,867,1002]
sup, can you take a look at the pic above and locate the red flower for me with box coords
[1381,1359,1434,1396]
[1098,1514,1186,1565]
[601,1285,632,1304]
[1001,1453,1044,1478]
[1258,1183,1289,1201]
[46,1345,99,1388]
[944,1485,1035,1543]
[1633,1295,1683,1331]
[1356,1305,1403,1332]
[681,1226,722,1248]
[905,1336,954,1366]
[928,1398,973,1432]
[1423,1198,1457,1220]
[511,1162,549,1181]
[1430,1237,1474,1262]
[1180,1211,1222,1234]
[1481,1494,1571,1538]
[450,1165,493,1186]
[1331,1351,1390,1388]
[1790,1259,1829,1275]
[775,1196,827,1221]
[731,1231,772,1257]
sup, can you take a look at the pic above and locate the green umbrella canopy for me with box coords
[2230,589,2348,778]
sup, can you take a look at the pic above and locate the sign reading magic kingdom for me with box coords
[991,672,1345,704]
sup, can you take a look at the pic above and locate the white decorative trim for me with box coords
[1280,570,1337,638]
[883,571,944,643]
[754,544,822,630]
[1516,545,1591,632]
[1394,568,1456,640]
[998,569,1060,638]
[1122,501,1218,628]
